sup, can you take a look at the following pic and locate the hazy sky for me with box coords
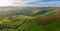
[0,0,60,7]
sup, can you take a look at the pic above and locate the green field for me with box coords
[0,7,60,31]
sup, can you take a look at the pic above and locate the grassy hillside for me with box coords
[0,7,60,31]
[0,7,37,18]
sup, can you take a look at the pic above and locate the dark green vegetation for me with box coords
[0,7,60,31]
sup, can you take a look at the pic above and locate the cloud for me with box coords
[41,0,60,2]
[38,1,60,7]
[0,0,13,6]
[11,0,41,4]
[0,0,60,7]
[12,1,60,7]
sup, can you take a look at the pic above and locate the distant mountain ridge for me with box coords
[0,7,60,18]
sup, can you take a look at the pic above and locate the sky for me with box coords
[0,0,60,7]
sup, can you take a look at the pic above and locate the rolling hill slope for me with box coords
[0,7,60,31]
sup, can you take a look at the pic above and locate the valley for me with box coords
[0,7,60,31]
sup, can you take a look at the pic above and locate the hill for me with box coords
[0,7,60,31]
[0,7,38,18]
